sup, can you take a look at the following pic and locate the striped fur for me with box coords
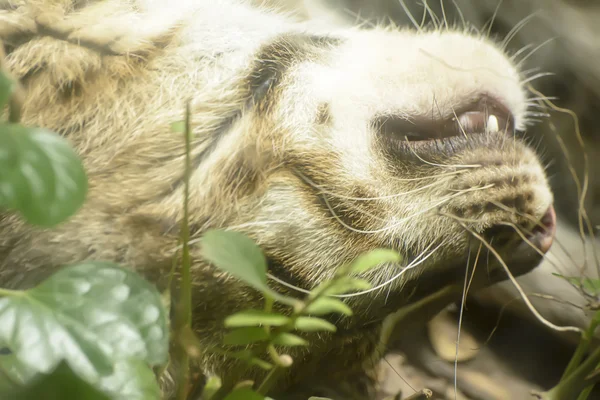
[0,0,555,396]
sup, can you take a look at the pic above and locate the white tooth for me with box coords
[486,115,499,133]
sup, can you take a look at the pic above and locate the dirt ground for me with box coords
[376,301,599,400]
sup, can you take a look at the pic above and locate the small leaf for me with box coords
[169,120,186,133]
[553,273,600,297]
[224,388,266,400]
[0,262,169,384]
[248,357,273,371]
[0,124,88,227]
[223,327,269,346]
[272,333,308,347]
[582,278,600,297]
[224,350,274,370]
[349,249,401,274]
[553,273,582,288]
[200,230,268,292]
[201,376,222,399]
[0,72,14,110]
[304,297,353,316]
[294,317,336,332]
[224,310,291,328]
[198,230,300,307]
[323,277,372,296]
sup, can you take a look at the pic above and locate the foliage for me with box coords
[0,68,405,400]
[0,69,167,399]
[197,229,401,399]
[7,49,598,400]
[535,275,600,400]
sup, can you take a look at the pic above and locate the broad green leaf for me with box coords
[294,317,336,332]
[224,388,265,400]
[170,120,186,133]
[1,359,161,400]
[305,297,353,316]
[272,333,308,347]
[223,327,269,346]
[96,359,161,400]
[323,277,372,296]
[349,249,401,274]
[1,361,110,400]
[225,309,291,328]
[0,72,14,110]
[200,230,268,292]
[0,124,88,227]
[0,262,169,384]
[0,351,37,392]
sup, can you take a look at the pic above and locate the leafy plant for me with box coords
[0,67,169,399]
[196,229,401,399]
[531,274,600,400]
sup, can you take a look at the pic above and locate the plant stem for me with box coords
[0,288,22,297]
[0,39,24,124]
[548,346,600,399]
[175,101,193,400]
[256,365,283,395]
[561,314,599,381]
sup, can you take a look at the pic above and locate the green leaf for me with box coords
[224,388,266,400]
[200,230,268,292]
[0,124,88,227]
[304,297,353,316]
[0,358,160,400]
[272,333,308,347]
[349,249,401,274]
[96,358,161,400]
[248,357,273,371]
[294,317,336,332]
[223,327,269,346]
[201,376,222,400]
[582,278,600,297]
[1,361,110,400]
[322,277,372,296]
[224,309,291,328]
[169,120,186,133]
[0,351,38,391]
[0,262,169,384]
[227,351,273,370]
[0,72,14,110]
[553,273,600,296]
[198,230,301,307]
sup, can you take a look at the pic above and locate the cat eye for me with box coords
[373,97,514,143]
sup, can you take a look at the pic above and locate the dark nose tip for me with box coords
[532,205,556,254]
[480,205,556,254]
